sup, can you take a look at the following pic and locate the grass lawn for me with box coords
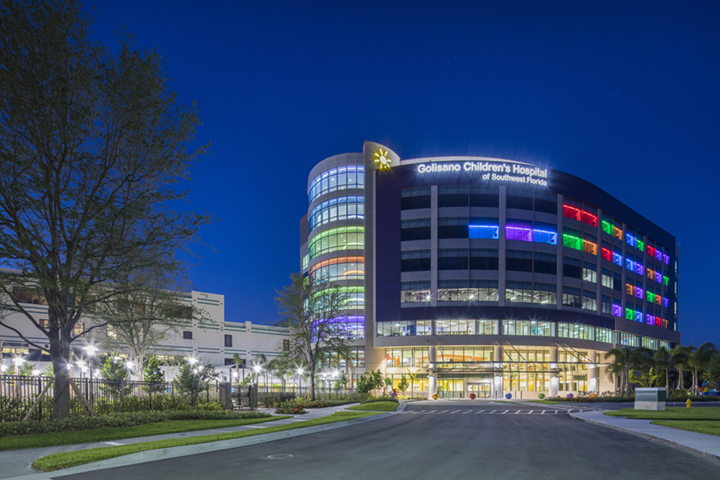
[345,402,398,412]
[0,417,282,451]
[604,407,720,420]
[32,411,379,472]
[651,420,720,437]
[527,400,562,405]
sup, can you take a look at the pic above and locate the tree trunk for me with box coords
[48,326,72,420]
[310,368,316,401]
[666,369,669,392]
[677,368,684,391]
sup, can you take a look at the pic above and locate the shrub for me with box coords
[0,409,270,437]
[537,393,545,400]
[566,393,574,399]
[469,393,476,399]
[361,397,398,404]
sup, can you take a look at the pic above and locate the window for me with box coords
[506,221,533,242]
[534,252,557,274]
[583,239,597,255]
[533,222,558,245]
[601,294,612,314]
[507,250,532,272]
[558,323,594,340]
[309,165,365,204]
[224,335,232,348]
[316,286,364,309]
[503,320,554,336]
[438,185,468,207]
[73,322,84,337]
[14,288,46,305]
[612,301,622,317]
[563,229,583,250]
[401,281,431,303]
[401,218,431,241]
[308,196,364,232]
[436,319,477,335]
[563,256,582,279]
[308,226,364,260]
[601,217,614,236]
[438,280,498,302]
[505,281,533,303]
[601,268,612,288]
[613,247,623,266]
[583,262,597,283]
[535,283,557,305]
[596,327,614,343]
[469,185,499,207]
[439,248,469,270]
[507,190,533,210]
[582,290,597,311]
[401,250,430,272]
[439,217,469,239]
[562,286,581,308]
[470,248,499,270]
[283,339,290,351]
[477,320,499,335]
[468,218,500,239]
[534,191,557,214]
[613,272,622,291]
[401,187,431,210]
[183,331,193,340]
[310,256,365,281]
[613,225,623,240]
[601,246,613,262]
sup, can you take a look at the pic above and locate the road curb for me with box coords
[569,412,720,466]
[7,411,397,480]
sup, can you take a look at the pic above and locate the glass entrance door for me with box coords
[468,383,491,398]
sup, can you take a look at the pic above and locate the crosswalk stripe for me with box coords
[450,410,462,414]
[555,410,559,414]
[501,410,509,414]
[489,410,497,414]
[528,410,533,414]
[476,410,485,414]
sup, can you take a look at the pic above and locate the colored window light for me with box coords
[582,211,598,227]
[655,272,662,283]
[663,297,669,308]
[601,220,613,235]
[647,314,655,326]
[663,276,669,286]
[613,227,623,240]
[613,252,622,266]
[647,268,655,279]
[583,240,597,255]
[647,291,655,303]
[601,247,612,262]
[655,295,662,306]
[625,308,634,320]
[627,233,636,248]
[533,228,557,245]
[626,258,635,271]
[563,233,583,251]
[635,287,644,299]
[663,254,670,265]
[506,225,533,242]
[655,250,663,261]
[612,304,623,317]
[647,245,656,257]
[655,317,662,327]
[469,225,500,239]
[625,283,634,296]
[636,239,645,252]
[635,311,643,323]
[635,262,643,275]
[563,205,582,221]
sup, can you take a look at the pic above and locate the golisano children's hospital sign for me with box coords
[416,160,548,186]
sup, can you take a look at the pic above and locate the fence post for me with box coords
[120,379,125,407]
[37,376,42,420]
[149,382,153,410]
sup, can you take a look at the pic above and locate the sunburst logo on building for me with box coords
[374,149,392,169]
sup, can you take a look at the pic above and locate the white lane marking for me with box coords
[476,410,485,414]
[541,410,546,414]
[501,410,509,414]
[528,410,533,414]
[489,410,497,414]
[437,410,449,414]
[514,410,521,414]
[462,410,474,414]
[450,410,462,414]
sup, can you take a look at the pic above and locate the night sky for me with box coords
[86,1,719,345]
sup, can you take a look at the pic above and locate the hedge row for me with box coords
[0,409,270,437]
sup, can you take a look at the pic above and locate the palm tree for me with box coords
[688,343,717,396]
[605,347,633,398]
[671,345,691,392]
[653,346,675,392]
[231,353,244,387]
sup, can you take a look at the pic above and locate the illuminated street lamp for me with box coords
[0,363,8,374]
[83,345,98,381]
[296,367,304,393]
[12,356,25,375]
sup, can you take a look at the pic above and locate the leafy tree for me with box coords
[18,362,37,376]
[357,369,384,395]
[96,268,210,381]
[143,355,165,393]
[398,375,409,393]
[653,346,676,392]
[605,347,651,398]
[0,0,211,419]
[275,274,350,401]
[175,360,217,406]
[336,370,348,389]
[99,353,132,396]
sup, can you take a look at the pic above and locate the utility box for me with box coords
[635,387,666,411]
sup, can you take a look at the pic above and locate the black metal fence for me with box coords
[0,375,222,422]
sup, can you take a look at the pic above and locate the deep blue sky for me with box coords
[87,1,719,345]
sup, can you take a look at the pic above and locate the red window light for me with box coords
[601,247,612,262]
[647,245,656,257]
[655,317,661,327]
[583,211,598,227]
[563,205,582,221]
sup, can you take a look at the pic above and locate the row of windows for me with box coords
[401,280,499,304]
[376,319,670,349]
[309,257,364,281]
[308,165,364,204]
[400,186,558,212]
[505,282,557,305]
[565,200,671,267]
[314,286,365,309]
[625,283,669,307]
[308,196,364,232]
[308,226,364,260]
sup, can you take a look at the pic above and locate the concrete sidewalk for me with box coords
[0,403,372,479]
[570,410,720,464]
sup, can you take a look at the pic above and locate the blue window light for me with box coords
[469,225,500,239]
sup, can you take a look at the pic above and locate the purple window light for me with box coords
[635,288,643,299]
[612,304,623,317]
[655,250,662,261]
[655,272,662,283]
[663,297,669,308]
[647,315,655,325]
[506,226,533,242]
[663,254,670,265]
[635,263,643,275]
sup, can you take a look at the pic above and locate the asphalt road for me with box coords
[59,400,718,480]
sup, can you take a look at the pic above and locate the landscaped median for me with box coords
[31,411,380,472]
[604,407,720,437]
[345,398,399,412]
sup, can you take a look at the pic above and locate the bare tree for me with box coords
[0,1,211,419]
[275,274,350,401]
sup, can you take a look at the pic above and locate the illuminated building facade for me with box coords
[300,141,680,399]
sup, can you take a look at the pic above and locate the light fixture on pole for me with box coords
[83,345,98,381]
[12,357,25,375]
